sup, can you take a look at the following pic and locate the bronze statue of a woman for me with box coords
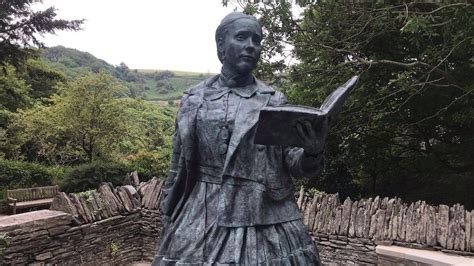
[152,12,327,265]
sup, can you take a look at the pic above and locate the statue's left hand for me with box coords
[295,117,329,156]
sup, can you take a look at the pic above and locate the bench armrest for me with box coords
[7,197,17,203]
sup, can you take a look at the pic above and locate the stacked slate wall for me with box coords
[2,174,474,265]
[0,174,164,265]
[296,187,474,264]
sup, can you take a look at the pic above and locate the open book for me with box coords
[254,75,359,147]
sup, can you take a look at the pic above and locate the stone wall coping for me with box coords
[0,210,71,232]
[376,245,474,265]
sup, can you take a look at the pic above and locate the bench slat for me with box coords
[6,185,59,214]
[8,198,54,209]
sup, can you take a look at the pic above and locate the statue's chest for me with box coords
[196,93,243,161]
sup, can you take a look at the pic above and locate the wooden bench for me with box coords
[5,186,59,214]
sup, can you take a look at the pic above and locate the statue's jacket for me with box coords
[161,75,323,227]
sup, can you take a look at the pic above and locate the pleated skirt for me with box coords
[152,182,321,265]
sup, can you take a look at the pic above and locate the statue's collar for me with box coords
[207,75,274,100]
[217,72,254,88]
[185,75,274,100]
[206,79,257,100]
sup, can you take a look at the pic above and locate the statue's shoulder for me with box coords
[183,75,220,97]
[178,75,219,110]
[254,78,287,105]
[254,78,275,95]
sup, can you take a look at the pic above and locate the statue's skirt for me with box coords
[152,181,321,265]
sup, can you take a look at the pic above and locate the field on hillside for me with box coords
[138,72,212,101]
[40,47,216,102]
[136,69,214,77]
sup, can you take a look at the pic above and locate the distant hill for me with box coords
[41,46,118,78]
[40,46,213,100]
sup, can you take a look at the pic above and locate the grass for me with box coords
[135,69,216,77]
[146,91,184,101]
[141,75,210,101]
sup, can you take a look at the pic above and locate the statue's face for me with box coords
[221,19,262,75]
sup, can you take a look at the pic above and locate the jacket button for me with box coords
[218,143,228,154]
[257,174,264,183]
[220,127,229,140]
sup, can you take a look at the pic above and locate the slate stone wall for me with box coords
[0,173,163,265]
[1,175,474,265]
[0,210,162,265]
[296,188,474,264]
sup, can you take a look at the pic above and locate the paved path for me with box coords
[377,245,474,265]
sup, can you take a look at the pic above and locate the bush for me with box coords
[58,161,131,193]
[0,159,57,190]
[154,70,174,81]
[125,150,170,181]
[0,155,170,196]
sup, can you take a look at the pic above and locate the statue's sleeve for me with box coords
[165,118,182,188]
[160,98,185,217]
[276,92,325,178]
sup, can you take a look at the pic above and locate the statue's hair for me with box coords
[215,12,260,63]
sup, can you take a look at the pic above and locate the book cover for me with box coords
[254,75,359,147]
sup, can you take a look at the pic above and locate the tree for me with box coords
[0,0,83,68]
[154,70,175,81]
[0,64,31,157]
[21,58,66,100]
[6,72,176,169]
[115,62,140,82]
[0,51,65,159]
[0,64,31,113]
[116,98,175,179]
[0,59,66,114]
[8,72,128,163]
[240,1,474,207]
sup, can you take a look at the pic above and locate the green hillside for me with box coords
[41,46,118,78]
[40,46,213,100]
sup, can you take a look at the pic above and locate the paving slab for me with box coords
[377,245,474,266]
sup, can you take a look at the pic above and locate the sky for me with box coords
[36,1,240,73]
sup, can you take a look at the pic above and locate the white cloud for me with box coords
[36,0,239,73]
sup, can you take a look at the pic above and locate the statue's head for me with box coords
[215,12,262,75]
